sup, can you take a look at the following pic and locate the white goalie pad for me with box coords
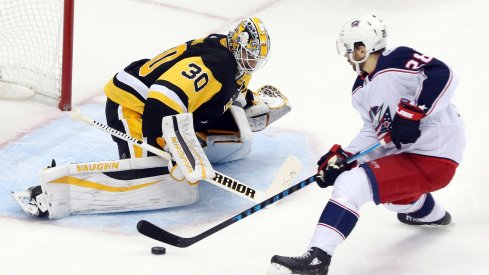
[204,105,253,163]
[245,85,291,132]
[36,157,198,219]
[163,113,215,182]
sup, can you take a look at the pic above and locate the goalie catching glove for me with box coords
[162,113,215,184]
[315,145,357,188]
[244,85,291,132]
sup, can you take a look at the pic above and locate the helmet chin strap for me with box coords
[348,52,370,76]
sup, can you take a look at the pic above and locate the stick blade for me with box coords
[264,155,302,197]
[70,108,93,125]
[70,108,81,121]
[137,220,192,248]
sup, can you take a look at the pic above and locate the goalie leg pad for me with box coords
[203,105,253,163]
[34,157,198,219]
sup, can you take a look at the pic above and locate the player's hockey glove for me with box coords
[316,145,357,188]
[391,98,426,149]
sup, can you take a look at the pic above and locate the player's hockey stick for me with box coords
[70,109,296,203]
[137,137,390,248]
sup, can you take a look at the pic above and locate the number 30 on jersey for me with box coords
[181,63,209,92]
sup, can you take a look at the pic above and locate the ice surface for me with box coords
[0,0,488,274]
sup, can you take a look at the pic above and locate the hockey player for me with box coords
[105,16,275,164]
[12,17,291,219]
[268,15,465,275]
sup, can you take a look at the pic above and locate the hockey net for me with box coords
[0,0,74,110]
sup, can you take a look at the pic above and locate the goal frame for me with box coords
[60,0,74,111]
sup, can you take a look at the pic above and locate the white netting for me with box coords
[255,85,288,109]
[0,0,64,100]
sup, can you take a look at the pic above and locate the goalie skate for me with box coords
[11,185,49,217]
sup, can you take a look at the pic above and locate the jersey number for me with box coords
[181,63,209,92]
[139,44,187,77]
[405,53,433,70]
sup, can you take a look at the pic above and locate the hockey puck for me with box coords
[151,246,166,255]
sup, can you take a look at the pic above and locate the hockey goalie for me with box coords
[12,85,290,219]
[13,17,292,219]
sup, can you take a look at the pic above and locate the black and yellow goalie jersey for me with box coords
[105,34,251,144]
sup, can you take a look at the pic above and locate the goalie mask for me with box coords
[228,17,271,75]
[336,15,387,75]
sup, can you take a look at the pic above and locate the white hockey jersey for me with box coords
[345,46,465,164]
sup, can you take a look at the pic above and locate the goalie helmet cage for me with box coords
[0,0,74,111]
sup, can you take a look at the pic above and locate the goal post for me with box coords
[0,0,74,111]
[60,0,74,111]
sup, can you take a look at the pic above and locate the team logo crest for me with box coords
[245,22,260,50]
[369,104,393,136]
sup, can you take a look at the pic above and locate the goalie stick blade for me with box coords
[137,220,192,248]
[264,155,302,197]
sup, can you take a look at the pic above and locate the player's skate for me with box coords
[11,185,49,218]
[268,247,331,275]
[397,211,451,225]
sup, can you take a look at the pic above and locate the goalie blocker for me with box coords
[162,113,215,184]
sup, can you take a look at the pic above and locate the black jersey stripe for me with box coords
[154,79,189,109]
[154,79,189,102]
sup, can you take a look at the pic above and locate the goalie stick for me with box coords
[70,109,296,203]
[137,136,390,248]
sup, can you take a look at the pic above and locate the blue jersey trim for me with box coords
[360,163,380,204]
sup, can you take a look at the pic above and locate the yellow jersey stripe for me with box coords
[105,78,145,114]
